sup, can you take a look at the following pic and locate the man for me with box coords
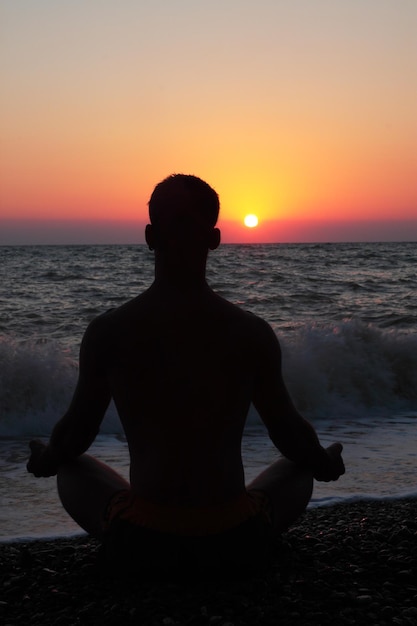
[28,174,344,576]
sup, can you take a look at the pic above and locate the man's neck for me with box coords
[151,274,211,295]
[152,254,209,293]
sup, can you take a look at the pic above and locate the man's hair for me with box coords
[148,174,220,227]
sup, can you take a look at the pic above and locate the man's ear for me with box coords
[209,227,221,250]
[145,224,156,250]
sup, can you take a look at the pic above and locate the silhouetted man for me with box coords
[28,174,344,576]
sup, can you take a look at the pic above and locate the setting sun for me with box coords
[244,214,259,228]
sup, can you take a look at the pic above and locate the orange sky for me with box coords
[1,1,416,244]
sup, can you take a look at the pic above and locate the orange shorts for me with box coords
[103,489,273,536]
[101,489,274,577]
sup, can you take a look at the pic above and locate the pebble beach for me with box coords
[1,499,416,626]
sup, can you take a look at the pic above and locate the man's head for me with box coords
[149,174,219,227]
[146,174,221,255]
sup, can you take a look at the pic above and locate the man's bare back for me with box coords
[87,283,277,507]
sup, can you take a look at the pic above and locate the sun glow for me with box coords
[244,214,259,228]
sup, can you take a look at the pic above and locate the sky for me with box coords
[1,0,416,244]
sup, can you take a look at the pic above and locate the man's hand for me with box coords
[27,440,59,477]
[313,442,345,482]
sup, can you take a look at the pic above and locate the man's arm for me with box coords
[27,317,112,477]
[251,318,345,482]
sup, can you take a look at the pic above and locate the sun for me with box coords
[243,214,259,228]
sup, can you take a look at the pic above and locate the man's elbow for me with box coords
[50,414,99,460]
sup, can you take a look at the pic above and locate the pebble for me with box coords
[355,595,373,604]
[0,499,416,626]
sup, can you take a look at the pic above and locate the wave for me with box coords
[280,319,417,419]
[0,337,79,437]
[1,319,416,436]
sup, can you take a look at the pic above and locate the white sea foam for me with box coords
[0,336,77,436]
[281,319,417,419]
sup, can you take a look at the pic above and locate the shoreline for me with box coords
[3,492,417,545]
[2,499,416,625]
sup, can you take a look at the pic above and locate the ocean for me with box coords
[1,242,416,541]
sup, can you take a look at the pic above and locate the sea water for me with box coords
[0,243,416,540]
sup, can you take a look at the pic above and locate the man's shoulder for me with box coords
[214,293,265,321]
[91,292,149,324]
[213,295,276,337]
[82,308,115,345]
[83,291,154,340]
[243,310,277,341]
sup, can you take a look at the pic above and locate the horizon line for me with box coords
[1,239,416,247]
